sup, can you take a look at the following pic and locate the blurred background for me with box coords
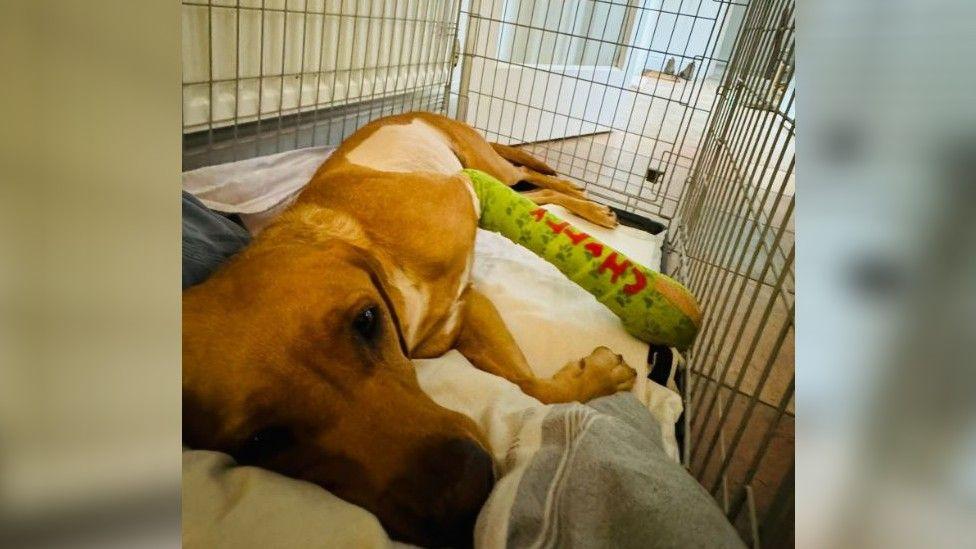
[0,0,974,547]
[798,0,976,546]
[0,2,182,547]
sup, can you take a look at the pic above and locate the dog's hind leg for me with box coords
[423,114,584,197]
[521,189,618,229]
[489,142,557,175]
[453,287,636,404]
[487,142,588,198]
[513,168,589,199]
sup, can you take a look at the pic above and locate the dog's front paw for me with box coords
[554,346,637,402]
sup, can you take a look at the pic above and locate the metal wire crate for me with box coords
[667,0,795,544]
[182,1,795,546]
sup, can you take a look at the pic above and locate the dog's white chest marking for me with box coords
[440,252,474,335]
[386,266,429,349]
[347,119,463,175]
[460,173,481,218]
[456,252,473,301]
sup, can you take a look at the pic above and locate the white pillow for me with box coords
[183,450,392,549]
[182,145,335,233]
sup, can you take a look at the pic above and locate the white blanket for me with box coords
[469,222,681,458]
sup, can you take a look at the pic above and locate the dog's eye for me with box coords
[236,425,293,465]
[352,305,380,340]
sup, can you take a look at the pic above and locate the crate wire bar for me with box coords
[182,0,461,170]
[669,0,795,545]
[181,1,795,546]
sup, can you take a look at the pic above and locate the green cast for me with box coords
[464,168,701,350]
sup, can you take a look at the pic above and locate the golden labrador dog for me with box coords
[183,112,637,546]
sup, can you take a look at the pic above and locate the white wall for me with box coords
[495,0,632,68]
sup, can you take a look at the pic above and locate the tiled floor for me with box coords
[689,381,795,547]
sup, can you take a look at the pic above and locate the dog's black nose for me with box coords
[443,438,495,512]
[420,438,495,548]
[386,437,495,547]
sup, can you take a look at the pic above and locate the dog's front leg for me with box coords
[453,287,636,404]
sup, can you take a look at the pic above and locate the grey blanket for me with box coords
[485,393,745,549]
[182,191,250,289]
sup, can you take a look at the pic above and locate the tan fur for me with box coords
[182,111,635,546]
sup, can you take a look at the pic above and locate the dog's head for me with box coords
[183,220,492,547]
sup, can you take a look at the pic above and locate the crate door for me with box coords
[457,0,638,144]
